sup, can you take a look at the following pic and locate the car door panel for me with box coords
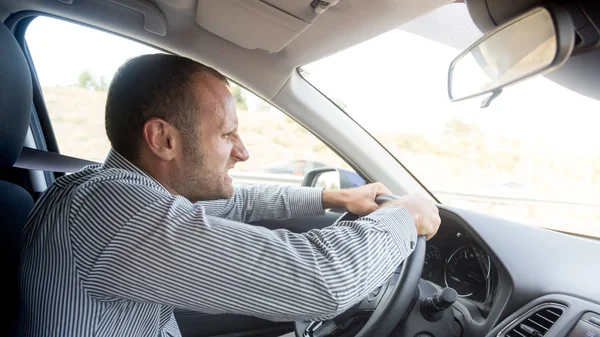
[175,310,292,337]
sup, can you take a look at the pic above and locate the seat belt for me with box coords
[13,147,99,172]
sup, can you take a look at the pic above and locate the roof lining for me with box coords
[1,0,451,99]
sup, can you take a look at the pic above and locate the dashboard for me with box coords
[420,218,497,307]
[262,205,600,337]
[434,206,600,337]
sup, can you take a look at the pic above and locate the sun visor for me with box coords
[196,0,338,53]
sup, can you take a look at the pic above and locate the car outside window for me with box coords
[301,3,600,238]
[25,16,353,186]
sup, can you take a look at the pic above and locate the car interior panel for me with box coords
[1,0,600,336]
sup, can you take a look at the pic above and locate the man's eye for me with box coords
[223,130,237,139]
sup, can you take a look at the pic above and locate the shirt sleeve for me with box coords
[199,184,325,223]
[69,177,417,322]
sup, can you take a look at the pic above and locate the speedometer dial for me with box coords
[444,245,490,302]
[423,245,444,284]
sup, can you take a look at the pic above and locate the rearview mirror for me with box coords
[448,6,575,105]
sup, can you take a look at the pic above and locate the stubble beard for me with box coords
[177,139,233,202]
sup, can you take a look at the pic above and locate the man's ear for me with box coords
[142,118,179,161]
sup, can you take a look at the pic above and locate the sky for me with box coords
[24,17,275,111]
[25,13,600,158]
[302,24,600,157]
[25,17,159,87]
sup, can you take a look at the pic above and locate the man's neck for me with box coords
[131,155,180,197]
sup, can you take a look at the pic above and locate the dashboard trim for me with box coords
[437,207,515,337]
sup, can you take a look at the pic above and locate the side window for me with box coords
[25,17,162,162]
[231,87,353,186]
[25,17,354,187]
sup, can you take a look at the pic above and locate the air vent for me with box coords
[499,303,566,337]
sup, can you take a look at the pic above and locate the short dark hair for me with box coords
[105,53,229,160]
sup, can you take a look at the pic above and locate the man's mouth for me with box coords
[225,167,234,180]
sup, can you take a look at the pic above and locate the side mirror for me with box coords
[301,168,366,190]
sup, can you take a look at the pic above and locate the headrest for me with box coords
[0,23,32,167]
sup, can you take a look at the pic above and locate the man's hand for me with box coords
[322,185,441,240]
[382,194,441,240]
[322,182,391,216]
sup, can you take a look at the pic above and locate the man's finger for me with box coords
[374,182,392,195]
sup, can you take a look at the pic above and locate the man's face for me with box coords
[172,75,249,201]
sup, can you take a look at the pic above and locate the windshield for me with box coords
[301,4,600,238]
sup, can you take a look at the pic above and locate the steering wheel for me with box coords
[295,194,426,337]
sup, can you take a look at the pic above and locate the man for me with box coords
[19,54,440,337]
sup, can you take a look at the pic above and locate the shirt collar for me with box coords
[101,149,171,194]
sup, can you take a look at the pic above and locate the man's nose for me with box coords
[232,138,249,162]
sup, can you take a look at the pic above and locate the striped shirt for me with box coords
[19,149,417,337]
